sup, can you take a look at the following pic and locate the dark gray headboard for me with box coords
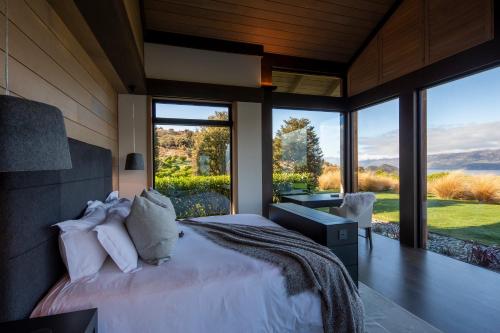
[0,138,112,322]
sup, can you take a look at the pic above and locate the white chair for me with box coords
[330,192,377,248]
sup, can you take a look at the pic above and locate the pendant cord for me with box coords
[132,103,136,153]
[4,0,8,96]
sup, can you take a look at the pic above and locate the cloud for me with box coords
[359,129,398,160]
[427,121,500,155]
[358,121,500,160]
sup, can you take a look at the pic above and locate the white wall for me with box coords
[235,102,263,214]
[118,94,148,199]
[144,43,261,87]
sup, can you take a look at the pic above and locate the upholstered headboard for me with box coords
[0,138,112,322]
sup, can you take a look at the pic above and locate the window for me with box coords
[272,108,343,202]
[356,99,400,239]
[424,67,500,269]
[153,100,232,218]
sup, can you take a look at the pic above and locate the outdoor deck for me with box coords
[359,233,500,333]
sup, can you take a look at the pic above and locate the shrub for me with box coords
[467,242,500,270]
[427,171,449,182]
[466,175,500,203]
[272,172,315,201]
[428,171,468,199]
[318,169,341,191]
[155,175,231,218]
[155,175,231,198]
[358,172,398,192]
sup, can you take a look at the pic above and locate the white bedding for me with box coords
[32,214,323,333]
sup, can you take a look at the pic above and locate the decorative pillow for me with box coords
[54,205,108,282]
[94,199,138,273]
[141,189,177,218]
[125,196,178,265]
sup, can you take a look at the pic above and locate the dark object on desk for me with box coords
[281,193,344,208]
[269,203,358,283]
[0,308,97,333]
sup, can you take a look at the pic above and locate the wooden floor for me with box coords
[358,233,500,333]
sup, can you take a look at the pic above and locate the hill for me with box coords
[359,149,500,170]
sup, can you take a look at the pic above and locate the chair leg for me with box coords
[366,227,373,248]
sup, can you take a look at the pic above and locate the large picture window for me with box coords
[272,108,343,202]
[424,67,500,269]
[356,99,400,239]
[153,100,232,218]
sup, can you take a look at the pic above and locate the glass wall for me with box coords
[153,101,232,218]
[272,109,343,202]
[357,99,400,239]
[425,67,500,271]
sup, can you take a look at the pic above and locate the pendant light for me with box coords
[0,0,72,172]
[124,102,144,170]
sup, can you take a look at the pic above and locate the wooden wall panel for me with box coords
[348,0,494,97]
[427,0,494,64]
[380,0,425,83]
[0,0,118,188]
[348,37,379,96]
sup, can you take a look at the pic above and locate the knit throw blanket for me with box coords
[180,220,365,333]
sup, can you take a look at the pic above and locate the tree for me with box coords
[273,117,324,186]
[192,112,230,175]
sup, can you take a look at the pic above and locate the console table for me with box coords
[269,202,358,284]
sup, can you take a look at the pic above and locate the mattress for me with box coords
[32,214,323,333]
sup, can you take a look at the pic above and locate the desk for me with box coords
[281,193,344,208]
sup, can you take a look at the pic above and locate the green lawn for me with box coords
[371,192,500,246]
[317,192,500,245]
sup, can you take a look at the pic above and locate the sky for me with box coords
[356,66,500,161]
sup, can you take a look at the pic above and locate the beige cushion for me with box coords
[126,196,178,265]
[141,189,177,219]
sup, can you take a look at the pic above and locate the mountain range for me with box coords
[356,148,500,170]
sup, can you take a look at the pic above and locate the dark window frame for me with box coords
[152,99,234,215]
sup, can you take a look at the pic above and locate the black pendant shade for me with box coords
[0,95,72,172]
[125,153,144,170]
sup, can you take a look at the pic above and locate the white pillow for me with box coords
[85,191,120,216]
[94,199,138,273]
[54,206,108,282]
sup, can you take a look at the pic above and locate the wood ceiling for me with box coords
[142,0,396,62]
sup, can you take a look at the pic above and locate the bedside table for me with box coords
[0,308,97,333]
[269,203,358,284]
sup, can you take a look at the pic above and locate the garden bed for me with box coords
[372,221,500,272]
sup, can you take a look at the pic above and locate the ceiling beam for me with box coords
[74,0,146,93]
[273,92,348,111]
[144,29,264,56]
[265,53,347,77]
[147,79,264,103]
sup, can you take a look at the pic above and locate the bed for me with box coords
[0,139,360,332]
[32,214,324,332]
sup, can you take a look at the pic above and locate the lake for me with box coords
[428,169,500,175]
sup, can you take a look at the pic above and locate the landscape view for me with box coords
[154,68,500,272]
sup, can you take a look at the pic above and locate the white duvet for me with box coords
[32,214,323,333]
